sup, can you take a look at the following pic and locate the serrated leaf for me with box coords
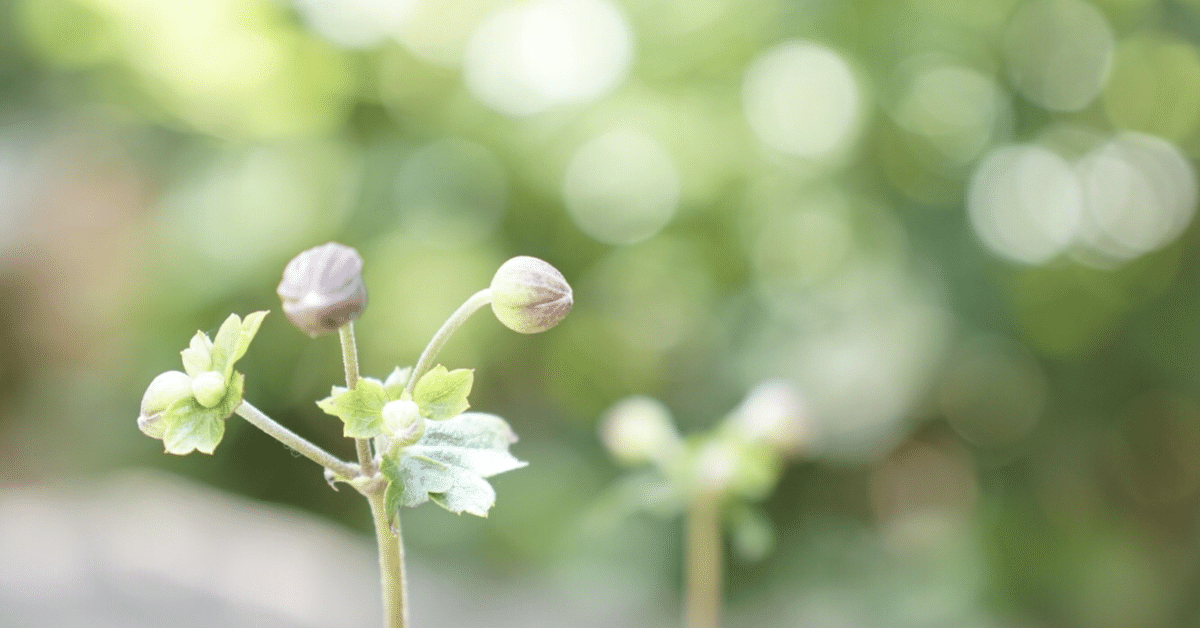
[382,366,413,400]
[316,377,389,438]
[413,365,473,420]
[385,412,525,517]
[210,311,269,379]
[161,398,227,455]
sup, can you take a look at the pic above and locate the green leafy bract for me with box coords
[316,377,390,438]
[413,365,473,420]
[161,372,245,455]
[149,311,268,455]
[381,412,525,517]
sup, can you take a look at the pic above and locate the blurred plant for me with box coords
[597,381,809,628]
[135,243,572,628]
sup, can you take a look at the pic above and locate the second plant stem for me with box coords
[684,494,723,628]
[340,323,375,476]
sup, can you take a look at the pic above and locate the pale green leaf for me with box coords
[316,377,389,438]
[161,398,226,455]
[210,311,269,379]
[413,365,473,420]
[383,412,525,517]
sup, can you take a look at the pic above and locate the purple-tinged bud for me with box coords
[277,242,367,337]
[489,256,572,334]
[138,370,193,438]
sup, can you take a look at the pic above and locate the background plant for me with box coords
[595,381,807,628]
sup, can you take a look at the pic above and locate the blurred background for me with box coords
[2,0,1200,626]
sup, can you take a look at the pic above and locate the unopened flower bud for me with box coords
[277,242,367,336]
[599,396,680,467]
[191,371,227,408]
[727,380,809,455]
[138,370,193,438]
[490,256,572,334]
[382,399,425,447]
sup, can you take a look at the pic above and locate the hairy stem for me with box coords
[368,489,409,628]
[340,323,375,476]
[684,494,723,628]
[405,288,493,396]
[234,401,358,480]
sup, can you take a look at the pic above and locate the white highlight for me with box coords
[465,0,633,116]
[743,41,863,159]
[563,131,680,245]
[967,145,1083,264]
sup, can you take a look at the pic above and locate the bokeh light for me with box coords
[464,0,633,116]
[1002,0,1114,112]
[968,144,1083,264]
[563,131,680,245]
[742,41,864,161]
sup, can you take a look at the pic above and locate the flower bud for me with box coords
[599,396,680,467]
[489,256,572,334]
[191,371,227,408]
[138,370,193,438]
[277,242,367,336]
[382,399,425,447]
[726,380,809,456]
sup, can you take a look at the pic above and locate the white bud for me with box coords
[599,396,680,467]
[138,370,193,438]
[191,371,227,408]
[383,399,425,447]
[727,380,809,455]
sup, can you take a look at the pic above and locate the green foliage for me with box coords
[412,365,473,421]
[317,377,390,438]
[381,412,526,517]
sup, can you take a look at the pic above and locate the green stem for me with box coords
[340,323,375,476]
[684,494,722,628]
[404,288,493,396]
[233,401,358,480]
[368,489,409,628]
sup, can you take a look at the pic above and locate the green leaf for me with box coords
[385,412,526,517]
[160,399,220,455]
[210,311,269,380]
[413,365,473,420]
[382,366,413,400]
[316,377,389,438]
[157,372,245,455]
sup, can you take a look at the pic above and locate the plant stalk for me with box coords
[340,323,375,476]
[368,489,409,628]
[405,288,493,396]
[684,494,723,628]
[234,401,358,480]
